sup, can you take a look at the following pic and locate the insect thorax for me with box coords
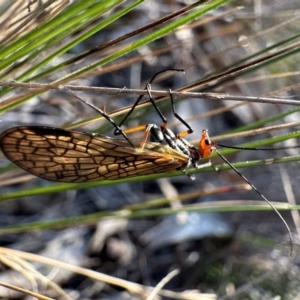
[148,124,200,168]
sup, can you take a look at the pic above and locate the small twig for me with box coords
[212,122,300,142]
[0,281,54,300]
[1,81,300,106]
[146,269,180,300]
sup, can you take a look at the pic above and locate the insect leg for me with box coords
[66,88,134,147]
[121,123,156,149]
[145,86,194,140]
[144,85,203,160]
[168,89,194,138]
[114,69,184,136]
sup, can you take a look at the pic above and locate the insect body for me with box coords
[0,70,215,183]
[0,126,214,183]
[0,70,293,251]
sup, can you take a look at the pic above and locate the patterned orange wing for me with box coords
[0,126,189,183]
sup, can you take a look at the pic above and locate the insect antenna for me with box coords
[217,143,300,151]
[215,149,293,255]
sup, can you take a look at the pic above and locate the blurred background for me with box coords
[0,0,300,299]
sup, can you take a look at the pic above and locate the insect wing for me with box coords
[0,126,188,182]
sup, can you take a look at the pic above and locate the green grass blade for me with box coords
[53,0,229,83]
[1,154,300,202]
